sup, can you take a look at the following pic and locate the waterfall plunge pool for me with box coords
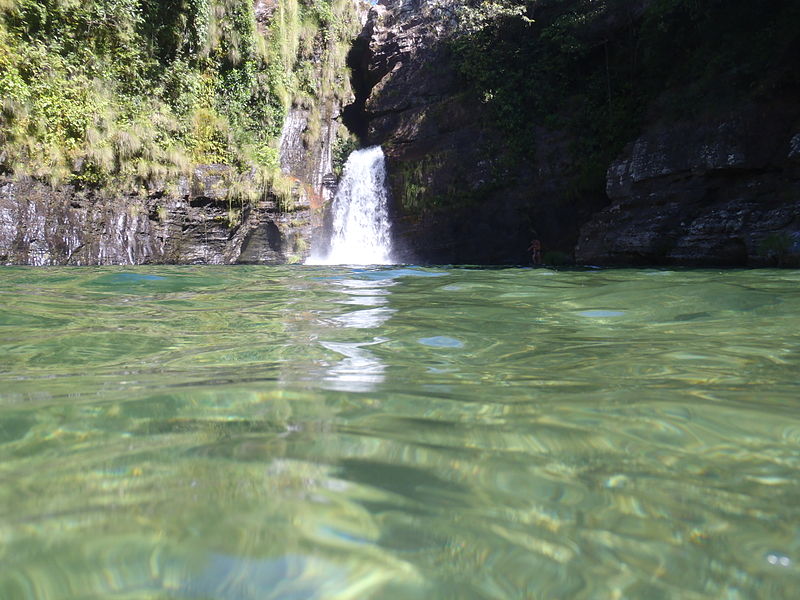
[1,265,800,599]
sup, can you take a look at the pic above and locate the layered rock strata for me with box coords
[0,167,312,266]
[576,106,800,266]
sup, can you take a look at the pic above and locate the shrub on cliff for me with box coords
[0,0,356,200]
[451,0,800,190]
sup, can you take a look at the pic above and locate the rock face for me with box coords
[269,3,364,260]
[4,1,796,267]
[349,0,606,264]
[576,105,800,266]
[349,0,800,266]
[278,105,342,213]
[0,0,362,266]
[0,167,313,266]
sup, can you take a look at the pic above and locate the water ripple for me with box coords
[1,266,800,599]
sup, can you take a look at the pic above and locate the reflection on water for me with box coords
[319,339,388,392]
[1,266,800,599]
[334,307,395,329]
[176,552,415,600]
[320,274,397,392]
[179,553,346,599]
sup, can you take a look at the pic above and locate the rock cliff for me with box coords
[348,0,800,266]
[576,105,800,266]
[0,167,313,266]
[0,0,361,266]
[3,0,797,267]
[345,0,611,264]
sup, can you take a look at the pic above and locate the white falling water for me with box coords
[306,146,394,265]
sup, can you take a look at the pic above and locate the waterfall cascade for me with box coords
[306,146,394,265]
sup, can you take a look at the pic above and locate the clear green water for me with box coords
[1,266,800,599]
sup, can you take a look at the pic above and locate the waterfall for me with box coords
[306,146,394,265]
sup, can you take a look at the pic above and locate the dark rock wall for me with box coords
[576,105,800,266]
[352,0,800,267]
[352,0,606,264]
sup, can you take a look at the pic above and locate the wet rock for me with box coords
[0,173,313,266]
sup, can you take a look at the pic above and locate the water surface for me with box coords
[1,266,799,598]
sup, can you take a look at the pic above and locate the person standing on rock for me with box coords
[528,238,542,265]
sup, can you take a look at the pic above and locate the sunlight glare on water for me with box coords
[1,266,800,599]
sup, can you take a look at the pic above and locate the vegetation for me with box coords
[759,232,796,266]
[451,0,800,191]
[331,131,358,177]
[0,0,358,202]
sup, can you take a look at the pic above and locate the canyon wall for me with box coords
[350,0,800,266]
[576,106,800,266]
[3,0,798,267]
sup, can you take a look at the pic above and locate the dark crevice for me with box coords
[342,34,373,141]
[189,197,226,209]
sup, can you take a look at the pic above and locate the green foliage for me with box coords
[455,0,529,34]
[272,173,296,212]
[306,0,333,27]
[759,232,795,266]
[331,132,358,177]
[187,107,233,164]
[395,152,493,215]
[451,0,800,192]
[0,0,359,201]
[253,145,280,170]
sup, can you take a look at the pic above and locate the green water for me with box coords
[1,266,799,599]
